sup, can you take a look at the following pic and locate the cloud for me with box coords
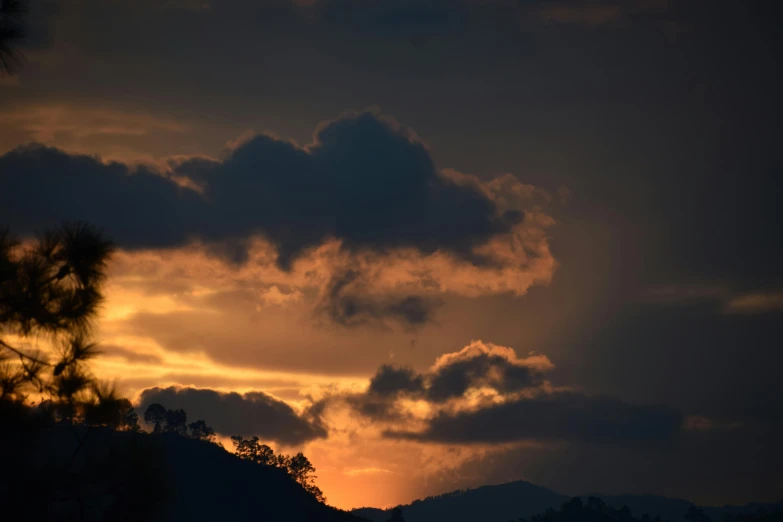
[318,341,555,421]
[0,110,556,327]
[389,392,684,444]
[344,365,426,420]
[638,286,783,316]
[314,341,683,445]
[640,284,727,304]
[565,300,783,428]
[259,285,304,308]
[0,143,203,249]
[724,291,783,315]
[682,415,741,432]
[316,268,443,328]
[422,420,783,509]
[427,341,552,402]
[0,110,527,266]
[368,365,425,397]
[136,386,327,445]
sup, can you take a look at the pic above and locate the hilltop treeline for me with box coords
[141,401,325,502]
[507,497,781,522]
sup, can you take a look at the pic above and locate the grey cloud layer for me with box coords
[136,386,326,445]
[345,344,548,417]
[317,268,444,328]
[0,111,515,269]
[389,392,684,444]
[0,111,532,327]
[325,343,684,444]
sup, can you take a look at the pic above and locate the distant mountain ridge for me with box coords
[352,481,783,522]
[355,481,566,522]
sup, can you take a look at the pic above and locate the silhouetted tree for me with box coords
[143,403,190,435]
[287,452,325,503]
[84,384,140,430]
[188,419,216,442]
[117,398,141,431]
[614,506,635,522]
[587,497,608,514]
[386,506,406,522]
[276,451,292,469]
[144,403,167,434]
[165,408,187,435]
[230,435,326,502]
[231,435,276,466]
[563,497,584,515]
[1,222,114,413]
[517,497,647,522]
[725,509,783,522]
[511,498,783,522]
[0,0,27,74]
[685,506,712,522]
[0,223,169,519]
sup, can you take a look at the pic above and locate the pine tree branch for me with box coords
[0,338,52,366]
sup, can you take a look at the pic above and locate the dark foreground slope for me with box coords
[158,433,363,522]
[1,416,364,522]
[353,481,783,522]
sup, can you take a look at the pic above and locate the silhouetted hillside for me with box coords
[157,433,363,522]
[6,421,364,522]
[352,481,783,522]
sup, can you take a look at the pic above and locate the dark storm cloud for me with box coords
[566,300,783,426]
[322,342,550,420]
[342,365,426,420]
[0,111,515,270]
[388,391,684,444]
[368,365,425,397]
[317,269,444,329]
[427,347,543,402]
[0,144,203,248]
[336,364,424,420]
[330,344,683,444]
[136,386,327,445]
[344,393,404,422]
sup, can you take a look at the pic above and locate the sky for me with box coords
[1,0,782,511]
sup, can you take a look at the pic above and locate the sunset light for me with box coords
[1,2,781,522]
